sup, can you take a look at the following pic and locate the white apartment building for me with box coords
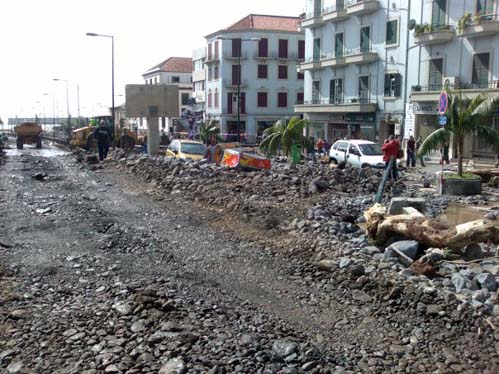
[204,14,305,143]
[406,0,499,159]
[142,57,193,133]
[192,48,206,115]
[296,0,412,143]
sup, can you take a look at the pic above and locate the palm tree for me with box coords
[198,120,221,145]
[259,116,312,157]
[418,89,499,176]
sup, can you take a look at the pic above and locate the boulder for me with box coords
[388,197,426,215]
[386,240,419,267]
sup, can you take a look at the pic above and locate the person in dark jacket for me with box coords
[94,120,112,161]
[415,136,425,167]
[406,135,416,167]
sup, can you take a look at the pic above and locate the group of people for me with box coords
[381,135,427,180]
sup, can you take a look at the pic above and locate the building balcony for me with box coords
[322,3,348,22]
[413,24,455,46]
[192,69,206,82]
[254,52,304,61]
[300,48,378,71]
[295,97,377,113]
[457,13,499,38]
[204,55,220,65]
[223,52,248,61]
[223,79,249,89]
[346,0,380,16]
[410,80,499,102]
[301,12,325,28]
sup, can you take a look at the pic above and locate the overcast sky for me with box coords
[0,0,305,122]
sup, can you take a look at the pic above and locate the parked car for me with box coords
[329,139,387,169]
[166,139,207,161]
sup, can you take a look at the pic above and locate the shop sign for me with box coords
[412,103,438,114]
[346,113,375,122]
[404,103,415,139]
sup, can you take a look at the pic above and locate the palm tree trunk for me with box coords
[457,136,464,176]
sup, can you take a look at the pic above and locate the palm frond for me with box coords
[417,128,451,157]
[472,95,499,116]
[474,123,499,148]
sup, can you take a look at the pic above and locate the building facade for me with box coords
[141,57,194,133]
[204,14,305,143]
[192,48,207,115]
[406,0,499,159]
[296,0,412,144]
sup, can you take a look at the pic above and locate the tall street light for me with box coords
[86,32,115,134]
[217,37,260,143]
[53,78,70,131]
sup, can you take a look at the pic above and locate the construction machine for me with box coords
[15,122,42,149]
[70,116,139,151]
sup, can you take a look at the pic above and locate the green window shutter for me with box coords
[384,74,391,96]
[394,74,402,97]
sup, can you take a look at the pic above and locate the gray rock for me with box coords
[317,259,335,271]
[339,257,352,269]
[477,273,497,291]
[272,340,298,358]
[388,197,425,215]
[131,320,145,333]
[7,361,24,373]
[158,358,186,374]
[112,301,133,316]
[451,273,466,292]
[386,240,419,267]
[388,241,419,259]
[463,244,484,261]
[472,289,490,303]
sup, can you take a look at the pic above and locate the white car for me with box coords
[329,139,386,169]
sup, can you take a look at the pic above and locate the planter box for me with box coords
[435,174,482,195]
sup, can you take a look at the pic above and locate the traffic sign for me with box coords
[438,91,448,115]
[439,116,447,126]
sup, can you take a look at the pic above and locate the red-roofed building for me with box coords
[142,57,194,130]
[204,14,305,143]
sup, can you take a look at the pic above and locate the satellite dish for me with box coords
[408,19,417,30]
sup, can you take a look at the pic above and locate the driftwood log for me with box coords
[364,204,499,250]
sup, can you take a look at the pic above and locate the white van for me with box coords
[329,139,386,169]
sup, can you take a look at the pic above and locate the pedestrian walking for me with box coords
[94,120,113,161]
[381,135,399,180]
[406,135,416,167]
[495,149,499,168]
[440,142,450,165]
[415,136,425,167]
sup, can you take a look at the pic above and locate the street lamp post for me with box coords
[53,78,70,133]
[86,32,115,134]
[217,37,259,143]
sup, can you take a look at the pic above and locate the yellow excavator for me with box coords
[71,116,139,151]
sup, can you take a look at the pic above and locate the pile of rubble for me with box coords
[109,151,404,227]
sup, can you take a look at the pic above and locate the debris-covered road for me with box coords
[1,143,498,373]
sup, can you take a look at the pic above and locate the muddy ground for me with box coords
[1,140,498,374]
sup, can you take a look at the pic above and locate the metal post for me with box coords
[65,80,70,128]
[77,84,81,126]
[111,35,115,137]
[237,40,241,143]
[375,157,395,203]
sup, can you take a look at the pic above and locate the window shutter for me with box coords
[394,73,402,97]
[227,93,233,114]
[259,38,268,57]
[384,74,391,96]
[298,40,305,59]
[279,39,288,58]
[240,93,246,114]
[232,39,241,58]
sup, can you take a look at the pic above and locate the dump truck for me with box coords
[15,122,42,149]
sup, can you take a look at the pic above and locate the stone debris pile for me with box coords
[110,151,403,224]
